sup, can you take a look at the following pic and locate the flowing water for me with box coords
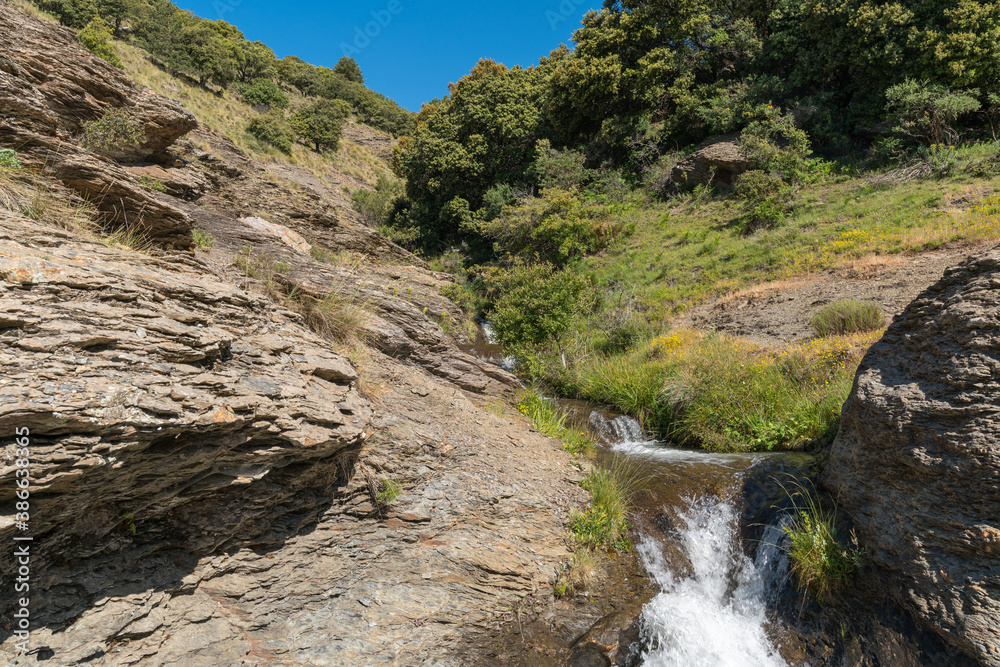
[586,411,804,667]
[465,320,517,371]
[466,325,806,665]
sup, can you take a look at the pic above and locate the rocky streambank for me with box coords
[0,4,644,665]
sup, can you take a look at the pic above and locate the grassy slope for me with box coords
[584,150,1000,323]
[116,41,395,190]
[526,148,1000,451]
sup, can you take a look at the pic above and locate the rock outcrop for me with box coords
[0,4,196,246]
[172,198,519,395]
[0,204,586,665]
[671,133,750,187]
[824,246,1000,666]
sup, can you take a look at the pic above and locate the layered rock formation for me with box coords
[0,6,627,664]
[0,4,196,246]
[0,203,586,666]
[824,246,1000,666]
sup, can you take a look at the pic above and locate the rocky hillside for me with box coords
[0,5,634,664]
[824,246,1000,666]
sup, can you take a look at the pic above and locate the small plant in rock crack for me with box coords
[376,477,402,505]
[0,149,21,169]
[191,228,214,250]
[117,512,137,536]
[137,175,167,192]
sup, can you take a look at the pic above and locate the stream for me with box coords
[466,327,815,666]
[581,408,807,666]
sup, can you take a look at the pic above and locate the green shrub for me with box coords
[868,136,906,167]
[734,170,785,202]
[247,110,294,154]
[290,98,350,153]
[739,110,812,182]
[0,149,21,169]
[352,175,404,227]
[810,299,884,337]
[486,264,588,364]
[236,78,289,109]
[78,17,122,69]
[192,228,214,249]
[778,478,863,602]
[479,189,626,265]
[80,106,144,152]
[966,150,1000,177]
[885,80,980,147]
[530,139,589,191]
[734,170,792,233]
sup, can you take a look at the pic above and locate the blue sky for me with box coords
[174,0,603,111]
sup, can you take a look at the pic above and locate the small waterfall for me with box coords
[589,412,653,448]
[477,321,516,371]
[636,499,788,667]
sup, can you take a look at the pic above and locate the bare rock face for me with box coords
[671,133,750,187]
[173,198,519,395]
[0,208,372,653]
[824,246,1000,666]
[0,208,583,667]
[0,4,196,245]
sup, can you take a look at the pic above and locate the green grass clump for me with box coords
[376,477,402,505]
[810,299,885,337]
[574,355,673,431]
[778,478,864,602]
[569,329,879,452]
[516,390,596,457]
[569,458,643,552]
[138,175,167,193]
[517,391,567,437]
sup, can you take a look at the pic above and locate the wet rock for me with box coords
[569,643,612,667]
[824,245,1000,666]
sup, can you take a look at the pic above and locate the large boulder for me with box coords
[824,246,1000,666]
[670,133,751,187]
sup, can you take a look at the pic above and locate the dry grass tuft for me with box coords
[0,168,99,235]
[834,254,905,279]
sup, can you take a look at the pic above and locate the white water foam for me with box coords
[589,412,754,466]
[478,321,517,371]
[637,499,787,667]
